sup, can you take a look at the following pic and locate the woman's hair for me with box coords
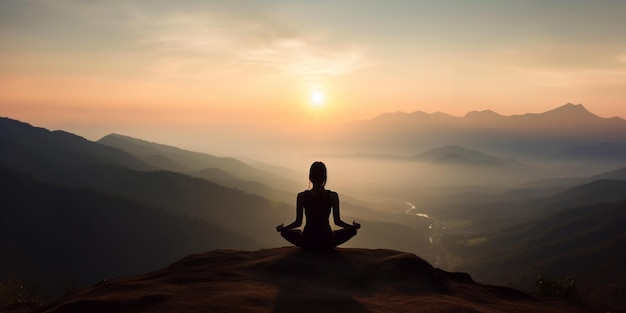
[309,161,327,187]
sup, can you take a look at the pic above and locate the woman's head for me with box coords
[309,161,327,187]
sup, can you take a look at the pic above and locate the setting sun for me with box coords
[310,91,326,107]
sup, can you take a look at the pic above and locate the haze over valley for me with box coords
[2,103,626,310]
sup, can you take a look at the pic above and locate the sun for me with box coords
[309,91,326,107]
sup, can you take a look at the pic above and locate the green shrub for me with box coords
[534,275,578,300]
[0,278,45,308]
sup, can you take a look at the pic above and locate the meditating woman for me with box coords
[276,161,360,249]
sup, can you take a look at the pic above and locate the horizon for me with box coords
[1,0,626,153]
[0,101,622,160]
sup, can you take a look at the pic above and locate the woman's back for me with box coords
[300,190,333,239]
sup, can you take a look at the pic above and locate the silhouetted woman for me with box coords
[276,161,360,249]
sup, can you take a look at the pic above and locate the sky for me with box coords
[1,0,626,152]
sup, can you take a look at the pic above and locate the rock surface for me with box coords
[40,247,589,313]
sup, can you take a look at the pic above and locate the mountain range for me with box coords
[411,145,525,167]
[438,177,626,311]
[97,133,297,203]
[456,199,626,310]
[319,145,526,168]
[0,117,433,301]
[0,167,258,298]
[319,103,626,161]
[2,104,626,311]
[98,133,296,188]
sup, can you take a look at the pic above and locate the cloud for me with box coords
[139,13,367,80]
[240,37,366,78]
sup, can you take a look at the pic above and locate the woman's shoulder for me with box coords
[325,190,339,198]
[298,189,338,198]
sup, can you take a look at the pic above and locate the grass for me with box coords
[0,278,45,309]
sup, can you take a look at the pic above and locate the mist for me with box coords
[3,103,626,309]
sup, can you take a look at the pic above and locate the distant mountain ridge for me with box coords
[385,103,615,124]
[530,179,626,216]
[0,167,259,299]
[411,145,525,167]
[460,199,626,311]
[97,133,299,202]
[0,118,154,175]
[552,142,626,160]
[359,103,613,127]
[98,134,284,182]
[325,103,626,159]
[314,145,525,168]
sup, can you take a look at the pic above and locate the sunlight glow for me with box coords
[310,91,326,107]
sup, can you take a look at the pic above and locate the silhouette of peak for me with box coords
[428,145,469,153]
[417,145,489,159]
[1,116,49,136]
[542,103,596,118]
[561,103,585,110]
[431,111,453,118]
[100,133,164,146]
[39,247,582,313]
[101,133,132,140]
[1,116,32,127]
[410,110,431,117]
[375,110,429,120]
[98,132,194,157]
[416,145,484,161]
[464,109,503,119]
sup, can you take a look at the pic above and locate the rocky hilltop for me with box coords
[39,248,588,313]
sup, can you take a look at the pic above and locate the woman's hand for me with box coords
[276,223,285,232]
[352,221,361,230]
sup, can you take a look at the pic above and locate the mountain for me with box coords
[98,133,295,187]
[517,164,626,193]
[523,179,626,217]
[552,142,626,161]
[0,118,153,177]
[38,248,589,313]
[326,145,526,167]
[452,200,626,311]
[412,145,525,167]
[189,167,294,203]
[98,133,299,202]
[464,177,626,226]
[0,117,296,247]
[321,104,626,159]
[588,165,626,181]
[513,103,598,123]
[0,167,258,299]
[464,109,504,120]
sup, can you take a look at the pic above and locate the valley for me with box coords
[2,104,626,310]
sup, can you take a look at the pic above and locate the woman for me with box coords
[276,161,360,249]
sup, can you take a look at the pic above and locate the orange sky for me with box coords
[1,1,625,151]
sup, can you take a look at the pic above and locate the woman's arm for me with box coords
[277,192,304,231]
[332,192,360,229]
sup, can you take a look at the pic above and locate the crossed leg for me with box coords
[280,228,357,250]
